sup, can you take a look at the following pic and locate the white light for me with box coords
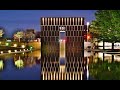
[86,65,89,80]
[87,22,90,26]
[21,45,25,48]
[13,44,17,47]
[34,40,37,42]
[60,40,62,42]
[1,51,3,54]
[27,49,28,50]
[20,49,21,51]
[23,49,25,51]
[8,50,11,53]
[14,50,17,52]
[60,31,65,33]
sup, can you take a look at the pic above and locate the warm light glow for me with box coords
[1,51,3,54]
[63,40,65,42]
[8,50,11,53]
[34,40,37,42]
[23,49,25,51]
[15,59,24,69]
[21,45,25,48]
[87,35,90,40]
[14,50,17,52]
[13,44,17,47]
[0,60,4,70]
[0,42,1,44]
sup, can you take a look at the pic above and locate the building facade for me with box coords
[41,17,86,80]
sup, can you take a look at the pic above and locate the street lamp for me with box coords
[13,44,17,47]
[1,51,3,54]
[87,22,90,42]
[8,50,11,53]
[86,22,90,80]
[21,45,25,48]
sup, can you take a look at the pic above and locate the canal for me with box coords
[1,50,120,80]
[0,50,41,80]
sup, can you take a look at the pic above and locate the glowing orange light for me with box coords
[87,35,90,40]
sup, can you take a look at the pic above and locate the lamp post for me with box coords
[87,22,90,42]
[86,22,90,80]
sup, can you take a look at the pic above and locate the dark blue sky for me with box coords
[0,10,96,37]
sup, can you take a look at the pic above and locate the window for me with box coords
[71,18,73,25]
[66,26,68,30]
[45,18,47,25]
[56,26,59,30]
[45,26,47,30]
[59,26,65,31]
[75,18,77,25]
[42,26,44,30]
[41,18,43,25]
[75,26,77,30]
[67,18,70,25]
[71,31,73,36]
[53,26,55,30]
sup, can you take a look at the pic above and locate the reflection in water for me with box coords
[14,57,24,69]
[87,51,120,80]
[41,39,86,80]
[0,50,40,80]
[0,60,4,70]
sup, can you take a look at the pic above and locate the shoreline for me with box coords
[0,49,40,56]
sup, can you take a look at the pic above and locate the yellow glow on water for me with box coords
[0,60,3,70]
[15,60,24,69]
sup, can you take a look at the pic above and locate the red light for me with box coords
[87,35,90,40]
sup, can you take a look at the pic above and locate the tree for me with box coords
[89,61,120,80]
[0,30,4,38]
[14,31,24,42]
[0,27,5,39]
[24,32,35,41]
[90,10,120,50]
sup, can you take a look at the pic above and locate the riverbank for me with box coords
[0,49,40,56]
[85,49,120,52]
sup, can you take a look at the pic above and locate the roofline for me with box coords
[40,17,85,19]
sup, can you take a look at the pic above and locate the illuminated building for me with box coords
[41,17,86,80]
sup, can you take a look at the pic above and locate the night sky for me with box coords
[0,10,96,37]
